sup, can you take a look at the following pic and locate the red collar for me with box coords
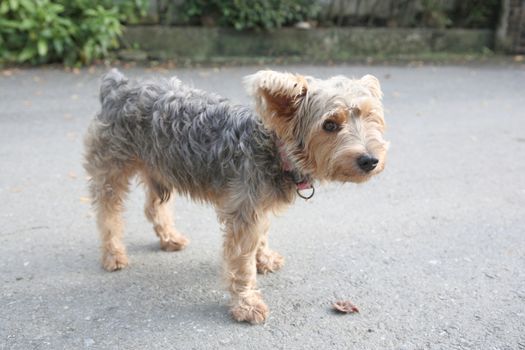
[277,140,315,200]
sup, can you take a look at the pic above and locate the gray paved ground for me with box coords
[0,64,524,350]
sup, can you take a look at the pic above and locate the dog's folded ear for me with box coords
[360,74,382,100]
[244,70,308,124]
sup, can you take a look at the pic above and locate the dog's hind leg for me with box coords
[256,230,284,274]
[142,173,189,252]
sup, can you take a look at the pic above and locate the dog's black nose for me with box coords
[357,155,379,172]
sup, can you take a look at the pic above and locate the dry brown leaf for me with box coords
[332,300,359,314]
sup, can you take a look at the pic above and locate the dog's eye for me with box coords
[322,120,340,132]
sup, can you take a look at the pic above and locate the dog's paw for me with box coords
[160,234,189,252]
[102,251,129,271]
[230,298,269,325]
[256,250,284,274]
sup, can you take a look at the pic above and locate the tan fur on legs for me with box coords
[222,211,269,324]
[89,165,134,271]
[143,174,189,251]
[256,228,284,275]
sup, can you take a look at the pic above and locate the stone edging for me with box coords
[121,26,495,63]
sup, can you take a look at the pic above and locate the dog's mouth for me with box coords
[344,173,373,184]
[328,171,369,184]
[333,165,383,184]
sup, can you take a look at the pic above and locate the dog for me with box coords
[84,69,388,324]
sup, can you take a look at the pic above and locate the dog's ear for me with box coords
[360,74,382,100]
[244,70,308,130]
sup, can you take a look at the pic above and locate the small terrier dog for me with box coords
[84,69,388,324]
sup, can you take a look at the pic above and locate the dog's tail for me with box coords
[99,68,129,106]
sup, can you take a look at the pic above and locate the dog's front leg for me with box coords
[221,210,269,324]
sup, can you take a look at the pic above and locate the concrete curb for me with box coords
[121,26,494,63]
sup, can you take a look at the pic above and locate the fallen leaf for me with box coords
[333,300,359,314]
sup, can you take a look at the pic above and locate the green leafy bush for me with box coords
[181,0,320,30]
[62,3,123,64]
[0,0,73,64]
[0,0,147,65]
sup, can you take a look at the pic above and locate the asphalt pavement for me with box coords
[0,64,524,350]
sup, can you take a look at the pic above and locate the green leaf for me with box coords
[53,38,64,54]
[19,0,35,12]
[18,46,36,62]
[0,18,19,29]
[0,1,10,14]
[37,39,48,56]
[8,0,19,11]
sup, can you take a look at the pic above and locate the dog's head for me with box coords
[245,70,389,184]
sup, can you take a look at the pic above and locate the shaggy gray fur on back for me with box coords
[93,69,294,205]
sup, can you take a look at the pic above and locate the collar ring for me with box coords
[296,186,315,200]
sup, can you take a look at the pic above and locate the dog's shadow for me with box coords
[34,240,243,329]
[15,234,274,332]
[103,242,283,328]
